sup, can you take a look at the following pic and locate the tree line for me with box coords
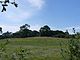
[0,24,75,39]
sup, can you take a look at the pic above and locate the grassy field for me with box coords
[0,37,69,60]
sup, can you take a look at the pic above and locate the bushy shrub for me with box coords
[60,37,80,60]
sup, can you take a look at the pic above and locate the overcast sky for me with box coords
[0,0,80,34]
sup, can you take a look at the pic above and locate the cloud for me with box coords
[64,26,80,34]
[0,24,20,33]
[0,0,45,22]
[30,25,41,31]
[27,0,45,9]
[0,24,40,33]
[5,10,32,22]
[0,0,45,32]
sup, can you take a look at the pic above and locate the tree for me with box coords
[20,24,30,31]
[52,30,65,38]
[13,24,31,38]
[65,30,69,38]
[73,28,75,34]
[2,31,12,38]
[0,27,2,34]
[0,0,18,12]
[60,29,80,60]
[39,25,51,36]
[32,30,39,37]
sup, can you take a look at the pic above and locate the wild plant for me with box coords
[60,28,80,60]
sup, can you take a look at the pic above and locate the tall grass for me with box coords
[0,37,69,60]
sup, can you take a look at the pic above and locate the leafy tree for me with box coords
[0,24,71,38]
[0,0,18,12]
[39,25,66,37]
[75,32,80,39]
[60,28,80,60]
[52,30,65,38]
[12,31,21,38]
[0,27,2,34]
[20,24,30,31]
[65,30,69,38]
[2,31,12,38]
[13,24,31,38]
[32,30,39,37]
[39,25,51,36]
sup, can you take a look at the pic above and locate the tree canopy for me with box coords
[0,0,18,12]
[0,24,72,39]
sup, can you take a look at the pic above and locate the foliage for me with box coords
[0,0,18,12]
[60,28,80,60]
[0,39,10,60]
[0,27,2,34]
[2,31,12,38]
[11,47,31,60]
[65,30,69,38]
[20,24,30,31]
[0,24,70,38]
[60,38,80,60]
[39,25,51,36]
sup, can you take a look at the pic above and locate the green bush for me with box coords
[60,38,80,60]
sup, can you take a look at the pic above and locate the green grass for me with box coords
[0,37,69,60]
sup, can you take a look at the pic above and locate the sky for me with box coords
[0,0,80,34]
